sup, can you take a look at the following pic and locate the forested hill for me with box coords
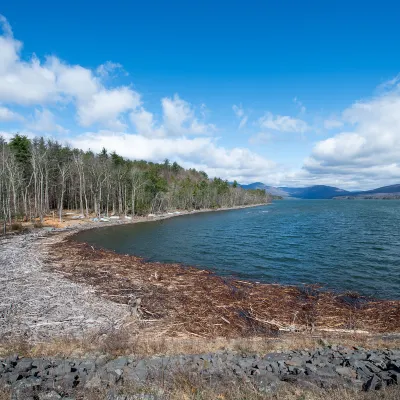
[0,135,270,224]
[241,182,400,199]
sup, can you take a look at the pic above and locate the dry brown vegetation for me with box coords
[44,236,400,342]
[1,380,399,400]
[76,384,400,400]
[165,382,400,400]
[1,329,400,359]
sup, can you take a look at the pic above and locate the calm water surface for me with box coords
[75,200,400,299]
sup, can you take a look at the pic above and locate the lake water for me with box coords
[74,200,400,299]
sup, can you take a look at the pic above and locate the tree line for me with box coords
[0,134,270,231]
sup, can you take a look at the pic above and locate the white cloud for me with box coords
[130,107,165,137]
[0,106,23,121]
[50,59,99,101]
[77,87,140,128]
[130,95,215,138]
[28,108,67,133]
[304,77,400,187]
[162,94,215,136]
[96,61,125,78]
[0,15,12,37]
[309,132,367,166]
[0,15,140,129]
[0,15,217,142]
[259,112,309,133]
[232,104,248,129]
[69,130,280,183]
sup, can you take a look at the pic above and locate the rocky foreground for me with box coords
[1,346,400,399]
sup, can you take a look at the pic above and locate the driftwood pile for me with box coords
[45,235,400,339]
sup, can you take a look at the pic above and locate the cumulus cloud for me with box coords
[130,95,215,137]
[0,106,23,121]
[69,130,280,183]
[304,78,400,187]
[77,87,140,128]
[130,107,165,137]
[258,112,309,133]
[0,15,140,128]
[162,94,215,136]
[28,108,67,133]
[96,61,125,78]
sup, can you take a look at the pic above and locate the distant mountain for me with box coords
[239,182,288,197]
[240,182,400,199]
[352,184,400,196]
[240,183,349,199]
[334,184,400,199]
[240,182,266,190]
[279,185,351,199]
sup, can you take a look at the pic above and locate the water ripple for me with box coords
[75,200,400,299]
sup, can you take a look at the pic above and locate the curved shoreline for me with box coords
[70,203,399,302]
[69,202,270,234]
[1,201,400,345]
[46,226,400,338]
[0,203,267,341]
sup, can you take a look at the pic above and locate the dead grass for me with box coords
[0,391,11,400]
[1,329,399,359]
[166,385,400,400]
[166,382,400,400]
[15,379,399,400]
[0,382,399,400]
[44,237,400,340]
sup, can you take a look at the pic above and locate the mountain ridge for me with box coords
[239,183,400,199]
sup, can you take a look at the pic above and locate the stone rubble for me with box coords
[1,347,399,399]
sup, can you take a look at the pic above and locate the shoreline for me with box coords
[67,202,398,303]
[67,202,269,233]
[0,203,267,341]
[44,207,400,339]
[1,200,399,345]
[1,201,400,398]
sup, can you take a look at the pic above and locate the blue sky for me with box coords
[1,1,400,189]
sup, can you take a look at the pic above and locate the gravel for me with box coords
[0,230,129,340]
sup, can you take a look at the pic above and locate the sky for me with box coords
[1,0,400,190]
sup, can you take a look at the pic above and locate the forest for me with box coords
[0,134,270,230]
